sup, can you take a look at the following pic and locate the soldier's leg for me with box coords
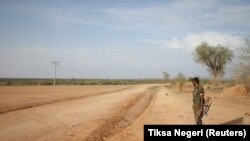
[193,106,202,125]
[196,109,203,125]
[193,106,199,124]
[192,106,196,123]
[197,115,202,125]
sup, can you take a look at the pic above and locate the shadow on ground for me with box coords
[220,117,244,125]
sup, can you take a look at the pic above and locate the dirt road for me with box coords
[0,85,158,141]
[0,85,130,114]
[0,85,249,141]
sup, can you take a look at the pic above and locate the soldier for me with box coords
[192,77,204,125]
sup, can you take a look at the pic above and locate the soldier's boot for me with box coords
[196,119,202,125]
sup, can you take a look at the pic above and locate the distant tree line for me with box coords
[0,78,165,86]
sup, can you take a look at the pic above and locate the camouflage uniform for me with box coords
[192,85,204,125]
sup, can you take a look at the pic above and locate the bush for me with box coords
[172,73,186,92]
[7,81,12,86]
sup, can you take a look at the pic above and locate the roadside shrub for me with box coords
[172,73,186,92]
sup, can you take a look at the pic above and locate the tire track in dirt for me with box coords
[83,86,159,141]
[107,86,194,141]
[106,86,157,141]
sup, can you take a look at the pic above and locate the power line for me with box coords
[52,61,60,86]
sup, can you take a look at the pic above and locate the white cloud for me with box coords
[184,32,245,49]
[141,37,183,49]
[142,32,245,50]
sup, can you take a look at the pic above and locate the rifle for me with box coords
[202,97,212,117]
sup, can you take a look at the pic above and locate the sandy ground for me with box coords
[108,86,250,141]
[0,85,249,141]
[0,85,129,114]
[0,85,157,141]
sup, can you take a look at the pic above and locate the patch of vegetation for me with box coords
[171,72,187,92]
[0,78,164,86]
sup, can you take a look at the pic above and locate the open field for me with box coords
[0,84,249,141]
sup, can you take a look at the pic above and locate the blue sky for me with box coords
[0,0,249,79]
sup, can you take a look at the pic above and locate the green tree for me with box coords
[193,42,233,86]
[162,72,170,83]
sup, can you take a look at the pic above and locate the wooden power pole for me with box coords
[52,61,60,86]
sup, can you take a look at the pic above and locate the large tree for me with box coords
[193,42,233,86]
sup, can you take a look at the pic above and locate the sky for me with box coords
[0,0,249,79]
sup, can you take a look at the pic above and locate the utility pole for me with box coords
[52,61,60,86]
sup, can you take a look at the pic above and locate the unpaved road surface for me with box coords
[0,85,250,141]
[0,85,158,141]
[0,85,129,114]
